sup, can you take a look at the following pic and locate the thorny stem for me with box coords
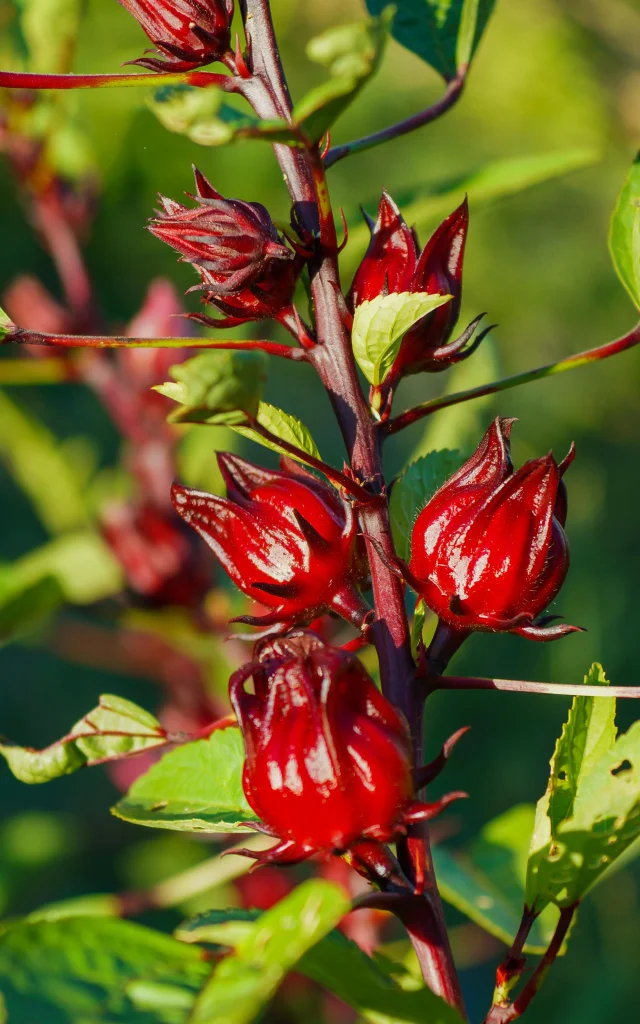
[240,1,465,1015]
[484,905,578,1023]
[324,71,467,168]
[435,675,640,699]
[386,322,640,435]
[0,69,230,90]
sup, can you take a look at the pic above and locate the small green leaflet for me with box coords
[434,805,559,954]
[112,727,260,834]
[352,291,452,387]
[609,151,640,310]
[365,0,496,81]
[178,894,462,1024]
[0,695,167,784]
[0,570,63,647]
[187,882,350,1024]
[526,664,640,911]
[231,401,322,464]
[390,449,463,560]
[0,306,14,337]
[0,916,209,1023]
[411,598,428,656]
[155,350,269,426]
[297,10,391,143]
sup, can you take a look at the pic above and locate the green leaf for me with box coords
[186,882,349,1024]
[298,10,391,142]
[0,916,208,1023]
[179,903,462,1024]
[112,727,259,834]
[410,598,428,656]
[155,350,269,426]
[9,531,124,605]
[0,307,14,338]
[231,401,322,464]
[0,570,64,646]
[364,0,495,81]
[390,449,463,560]
[16,0,81,75]
[0,694,167,784]
[526,664,640,911]
[147,84,293,147]
[609,151,640,310]
[352,291,453,387]
[343,150,600,277]
[0,390,94,534]
[433,807,559,956]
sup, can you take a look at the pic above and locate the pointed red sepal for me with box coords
[402,791,469,825]
[224,837,314,867]
[412,726,471,790]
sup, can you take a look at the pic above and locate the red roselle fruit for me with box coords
[408,417,582,643]
[148,169,302,328]
[171,454,370,634]
[117,0,234,71]
[229,631,464,885]
[349,191,489,382]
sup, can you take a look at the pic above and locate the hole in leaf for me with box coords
[611,760,632,777]
[558,770,567,781]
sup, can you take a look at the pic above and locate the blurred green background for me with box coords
[1,0,639,1021]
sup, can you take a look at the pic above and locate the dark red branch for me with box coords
[325,71,466,169]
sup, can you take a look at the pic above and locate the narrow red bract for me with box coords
[349,191,485,379]
[117,0,234,71]
[408,417,581,641]
[171,454,368,632]
[148,169,302,326]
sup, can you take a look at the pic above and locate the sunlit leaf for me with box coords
[526,664,640,911]
[0,695,167,784]
[0,569,63,646]
[231,401,322,464]
[0,916,208,1023]
[112,728,259,834]
[390,449,463,560]
[155,350,269,426]
[12,532,124,605]
[352,291,452,387]
[179,901,463,1023]
[609,151,640,310]
[298,10,391,142]
[147,84,292,147]
[364,0,496,81]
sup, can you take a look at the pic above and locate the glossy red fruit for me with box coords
[409,417,582,641]
[171,454,369,633]
[230,632,456,872]
[349,191,487,378]
[117,0,234,71]
[148,169,301,326]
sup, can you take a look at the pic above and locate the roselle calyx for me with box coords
[148,169,302,326]
[117,0,234,71]
[171,454,369,634]
[349,191,487,381]
[408,417,582,642]
[229,631,464,882]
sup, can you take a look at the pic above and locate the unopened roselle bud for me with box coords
[408,417,582,643]
[349,191,488,380]
[148,169,302,327]
[171,454,369,634]
[117,0,234,71]
[229,632,463,875]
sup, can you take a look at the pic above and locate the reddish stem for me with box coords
[0,70,230,90]
[386,322,640,435]
[3,328,303,359]
[325,71,466,168]
[435,675,640,699]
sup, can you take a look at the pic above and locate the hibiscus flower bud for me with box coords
[149,169,302,326]
[117,0,234,72]
[408,417,582,642]
[171,454,369,633]
[229,632,462,875]
[349,191,488,379]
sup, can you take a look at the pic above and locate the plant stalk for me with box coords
[436,675,640,698]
